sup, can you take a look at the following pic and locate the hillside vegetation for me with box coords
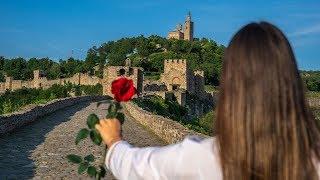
[0,84,102,115]
[1,36,320,92]
[0,35,224,86]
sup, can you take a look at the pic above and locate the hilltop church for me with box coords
[167,12,194,41]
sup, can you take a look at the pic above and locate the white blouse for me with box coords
[105,136,222,180]
[105,136,320,180]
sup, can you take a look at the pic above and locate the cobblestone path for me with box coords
[0,99,165,179]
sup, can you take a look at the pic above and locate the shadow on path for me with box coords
[0,101,92,179]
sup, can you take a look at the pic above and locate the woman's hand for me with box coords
[95,118,122,148]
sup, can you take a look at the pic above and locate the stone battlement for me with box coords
[164,59,187,64]
[0,70,102,94]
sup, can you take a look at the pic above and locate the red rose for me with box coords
[111,77,137,102]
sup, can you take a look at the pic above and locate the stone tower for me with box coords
[161,59,189,91]
[33,70,41,80]
[193,70,205,95]
[167,12,194,41]
[184,12,194,41]
[103,65,143,97]
[4,75,13,90]
[32,70,46,88]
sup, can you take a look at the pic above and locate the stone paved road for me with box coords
[0,99,165,179]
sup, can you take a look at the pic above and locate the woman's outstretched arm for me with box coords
[105,139,191,179]
[95,118,219,180]
[95,118,184,179]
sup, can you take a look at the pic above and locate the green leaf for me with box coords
[100,166,106,177]
[66,154,82,164]
[90,130,102,145]
[78,162,89,174]
[108,103,117,114]
[116,112,125,124]
[87,166,97,177]
[106,112,117,119]
[115,102,122,110]
[87,113,99,129]
[106,103,118,118]
[75,128,89,145]
[84,154,95,162]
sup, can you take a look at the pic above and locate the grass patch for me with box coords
[204,85,219,92]
[306,91,320,98]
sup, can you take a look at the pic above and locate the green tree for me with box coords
[0,56,5,71]
[85,47,99,74]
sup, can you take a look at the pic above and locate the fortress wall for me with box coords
[61,77,77,85]
[0,95,108,135]
[89,76,101,85]
[162,59,191,92]
[44,79,61,88]
[80,74,101,86]
[103,66,143,96]
[21,81,32,88]
[33,77,49,89]
[79,74,89,85]
[308,98,320,107]
[186,70,195,93]
[164,59,187,73]
[124,102,209,144]
[11,80,23,90]
[0,70,104,95]
[0,83,5,93]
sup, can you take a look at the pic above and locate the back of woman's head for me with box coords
[216,21,320,180]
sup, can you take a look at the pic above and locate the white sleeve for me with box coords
[105,138,199,180]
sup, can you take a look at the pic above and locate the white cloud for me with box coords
[289,24,320,37]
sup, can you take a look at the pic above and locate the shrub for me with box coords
[0,83,103,115]
[80,84,103,95]
[133,95,216,136]
[133,95,187,121]
[198,110,215,135]
[2,99,14,114]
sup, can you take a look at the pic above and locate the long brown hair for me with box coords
[216,22,320,180]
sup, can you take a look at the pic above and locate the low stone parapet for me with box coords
[124,102,209,144]
[0,96,108,135]
[308,98,320,107]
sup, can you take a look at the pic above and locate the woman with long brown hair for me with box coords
[95,22,320,179]
[217,21,320,180]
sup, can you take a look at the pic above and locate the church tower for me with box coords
[184,12,194,41]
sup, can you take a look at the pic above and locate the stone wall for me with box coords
[161,59,188,91]
[0,96,108,135]
[0,71,102,94]
[103,66,143,96]
[124,102,209,144]
[0,83,4,93]
[308,98,320,107]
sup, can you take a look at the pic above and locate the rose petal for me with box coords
[111,77,136,102]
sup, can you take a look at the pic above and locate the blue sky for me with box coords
[0,0,319,70]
